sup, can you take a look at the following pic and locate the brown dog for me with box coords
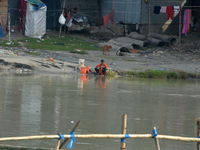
[103,45,112,55]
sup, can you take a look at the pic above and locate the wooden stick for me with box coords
[55,133,60,150]
[148,2,151,33]
[196,118,200,150]
[153,127,160,150]
[59,0,66,38]
[120,114,127,150]
[179,7,181,44]
[59,121,81,149]
[8,13,10,42]
[113,0,116,38]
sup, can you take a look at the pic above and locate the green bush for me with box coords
[147,70,167,78]
[167,72,178,79]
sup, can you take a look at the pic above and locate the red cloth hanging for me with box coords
[103,14,109,26]
[67,13,70,19]
[108,9,115,23]
[166,6,174,20]
[18,0,27,35]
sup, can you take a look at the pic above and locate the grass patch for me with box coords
[126,59,147,62]
[69,50,88,55]
[109,70,199,79]
[106,70,117,77]
[102,56,117,60]
[26,51,40,56]
[0,35,101,51]
[0,41,20,47]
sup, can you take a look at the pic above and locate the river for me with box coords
[0,73,200,150]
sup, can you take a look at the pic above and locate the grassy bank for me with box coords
[0,35,101,52]
[107,70,200,79]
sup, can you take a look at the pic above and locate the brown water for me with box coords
[0,74,200,150]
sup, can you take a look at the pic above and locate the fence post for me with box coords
[153,127,160,150]
[55,133,60,150]
[120,114,127,150]
[196,118,200,150]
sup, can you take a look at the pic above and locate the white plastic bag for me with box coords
[59,14,66,25]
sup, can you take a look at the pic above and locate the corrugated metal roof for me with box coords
[100,0,141,24]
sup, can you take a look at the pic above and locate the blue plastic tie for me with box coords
[58,133,64,140]
[152,129,158,138]
[197,136,200,138]
[67,130,76,148]
[120,134,130,143]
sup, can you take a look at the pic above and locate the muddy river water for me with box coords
[0,74,200,150]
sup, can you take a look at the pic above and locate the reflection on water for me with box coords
[0,74,200,150]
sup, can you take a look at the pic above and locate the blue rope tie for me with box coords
[120,134,130,143]
[152,129,158,138]
[58,133,64,140]
[67,130,76,148]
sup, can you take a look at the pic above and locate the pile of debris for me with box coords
[98,32,179,56]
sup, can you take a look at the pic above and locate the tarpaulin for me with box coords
[18,0,27,35]
[25,3,47,38]
[25,0,40,6]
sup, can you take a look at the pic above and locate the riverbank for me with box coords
[0,33,200,79]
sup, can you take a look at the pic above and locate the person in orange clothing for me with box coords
[95,59,108,75]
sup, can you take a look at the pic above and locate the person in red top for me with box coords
[95,59,108,75]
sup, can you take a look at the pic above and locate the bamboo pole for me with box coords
[196,118,200,150]
[8,13,10,42]
[179,7,181,44]
[148,2,151,33]
[0,134,200,142]
[120,114,127,150]
[55,133,60,150]
[153,127,160,150]
[59,0,66,38]
[113,0,116,32]
[59,121,81,149]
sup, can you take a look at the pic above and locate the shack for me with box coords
[100,0,200,36]
[1,0,200,38]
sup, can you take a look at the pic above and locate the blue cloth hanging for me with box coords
[0,25,4,37]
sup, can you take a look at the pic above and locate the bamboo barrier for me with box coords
[1,116,200,150]
[0,134,200,142]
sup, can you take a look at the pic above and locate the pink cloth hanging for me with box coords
[182,9,190,35]
[160,6,167,13]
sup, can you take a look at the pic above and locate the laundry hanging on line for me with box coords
[160,6,167,13]
[182,9,190,35]
[153,6,161,14]
[166,6,174,20]
[103,9,115,26]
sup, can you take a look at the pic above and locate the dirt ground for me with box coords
[0,30,200,74]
